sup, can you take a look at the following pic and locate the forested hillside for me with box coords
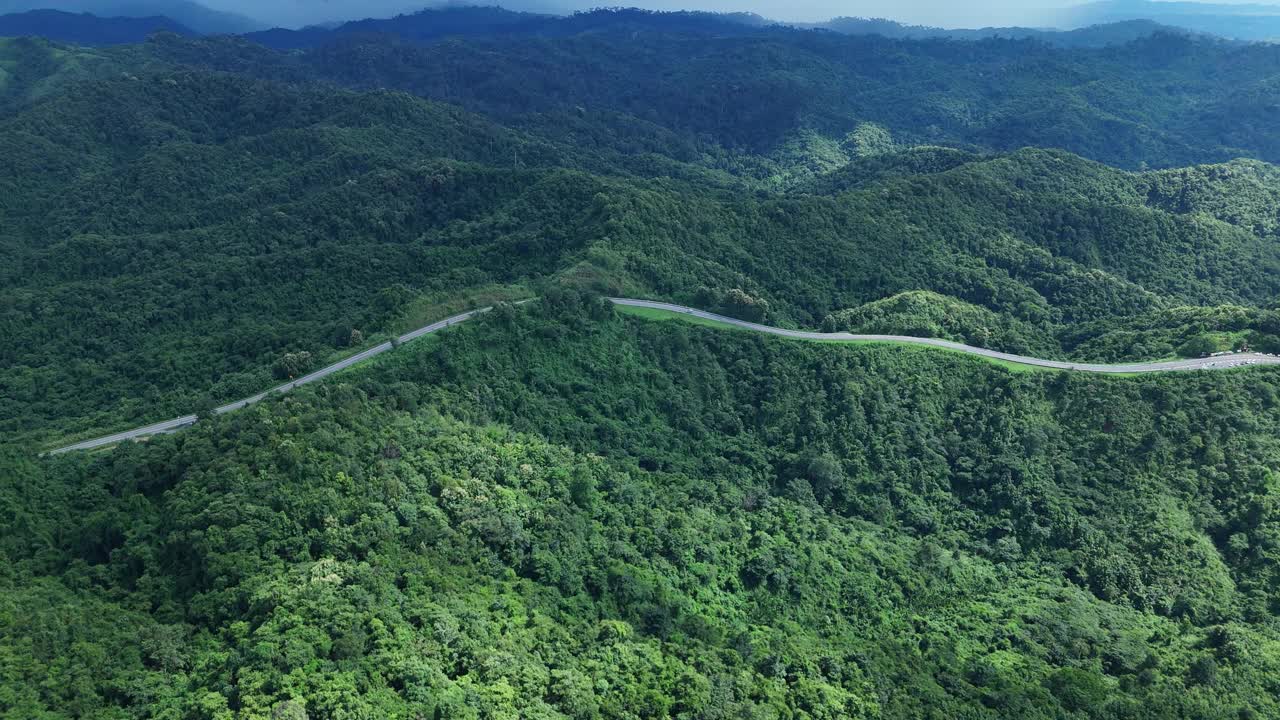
[141,16,1280,171]
[4,10,1280,717]
[5,298,1280,718]
[809,16,1191,46]
[6,27,1280,445]
[0,9,194,45]
[0,0,258,34]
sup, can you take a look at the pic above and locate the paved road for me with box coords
[47,297,1280,454]
[611,299,1280,374]
[48,307,493,454]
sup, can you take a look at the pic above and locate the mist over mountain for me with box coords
[6,0,1280,40]
[804,16,1202,46]
[1058,0,1280,39]
[231,5,1199,51]
[196,0,1053,28]
[200,0,1280,32]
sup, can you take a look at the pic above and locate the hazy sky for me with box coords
[199,0,1280,30]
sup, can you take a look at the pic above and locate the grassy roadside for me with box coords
[35,298,1257,454]
[616,304,1055,374]
[395,284,534,335]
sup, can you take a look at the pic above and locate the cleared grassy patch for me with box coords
[396,284,533,335]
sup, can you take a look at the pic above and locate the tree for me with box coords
[1045,668,1108,712]
[806,453,844,503]
[195,394,220,421]
[568,465,598,509]
[844,123,895,157]
[271,700,309,720]
[721,289,769,322]
[273,351,314,379]
[1188,656,1218,687]
[1178,334,1220,358]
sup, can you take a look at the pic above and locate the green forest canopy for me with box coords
[5,298,1280,718]
[3,13,1280,717]
[3,44,1280,445]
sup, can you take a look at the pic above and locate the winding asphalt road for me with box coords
[615,299,1280,373]
[47,298,1280,454]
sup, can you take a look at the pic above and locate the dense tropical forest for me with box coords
[6,297,1280,718]
[3,7,1280,718]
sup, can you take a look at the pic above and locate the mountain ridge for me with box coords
[0,0,258,33]
[5,7,1280,719]
[0,8,194,44]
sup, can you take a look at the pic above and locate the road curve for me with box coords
[46,297,1280,454]
[610,299,1280,374]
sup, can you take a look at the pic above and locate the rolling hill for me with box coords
[0,8,194,44]
[3,12,1280,719]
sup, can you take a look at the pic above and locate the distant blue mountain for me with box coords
[0,8,193,43]
[808,16,1201,47]
[245,7,772,50]
[243,6,553,50]
[0,0,259,34]
[243,6,1199,52]
[1060,0,1280,41]
[0,3,1253,50]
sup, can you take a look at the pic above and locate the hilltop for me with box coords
[3,13,1280,718]
[4,40,1280,445]
[0,8,194,44]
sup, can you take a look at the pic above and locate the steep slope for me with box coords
[0,35,131,106]
[6,33,1280,440]
[0,69,601,442]
[5,299,1280,718]
[6,16,1280,720]
[588,148,1280,326]
[241,7,1194,52]
[146,21,1280,170]
[5,59,1280,447]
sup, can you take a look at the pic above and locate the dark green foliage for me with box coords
[272,350,312,379]
[5,306,1280,718]
[6,54,1280,445]
[0,67,607,443]
[1179,333,1222,358]
[148,21,1280,170]
[822,290,1060,356]
[0,9,196,46]
[5,19,1280,717]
